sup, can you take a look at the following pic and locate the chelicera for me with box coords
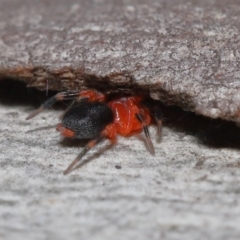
[26,89,162,175]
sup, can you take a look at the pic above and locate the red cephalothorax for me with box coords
[26,89,162,175]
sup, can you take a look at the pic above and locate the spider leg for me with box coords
[141,100,163,140]
[151,107,163,140]
[26,90,80,120]
[136,112,155,155]
[59,100,75,120]
[26,89,106,120]
[63,123,116,175]
[63,135,104,175]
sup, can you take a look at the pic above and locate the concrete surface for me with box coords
[1,82,240,240]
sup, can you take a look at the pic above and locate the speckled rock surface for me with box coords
[2,1,240,238]
[1,0,240,122]
[1,81,240,240]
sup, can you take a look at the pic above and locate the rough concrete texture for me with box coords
[1,81,240,240]
[1,0,240,122]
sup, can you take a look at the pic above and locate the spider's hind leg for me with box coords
[26,89,106,120]
[26,90,80,120]
[151,105,163,140]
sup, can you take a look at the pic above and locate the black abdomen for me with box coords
[62,101,114,139]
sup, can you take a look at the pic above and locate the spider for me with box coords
[26,89,163,175]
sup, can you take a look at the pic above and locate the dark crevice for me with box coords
[0,78,67,109]
[1,78,240,149]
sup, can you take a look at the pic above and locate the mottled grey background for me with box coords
[1,81,240,240]
[1,0,240,239]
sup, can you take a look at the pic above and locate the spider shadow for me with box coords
[0,79,70,110]
[0,79,50,107]
[159,103,240,149]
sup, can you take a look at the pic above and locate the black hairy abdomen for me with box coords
[62,102,114,139]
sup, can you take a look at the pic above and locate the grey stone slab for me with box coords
[1,0,240,122]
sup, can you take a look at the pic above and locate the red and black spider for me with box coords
[26,89,162,175]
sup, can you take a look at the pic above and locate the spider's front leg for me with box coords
[63,123,117,175]
[135,111,155,155]
[26,89,106,120]
[63,134,104,175]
